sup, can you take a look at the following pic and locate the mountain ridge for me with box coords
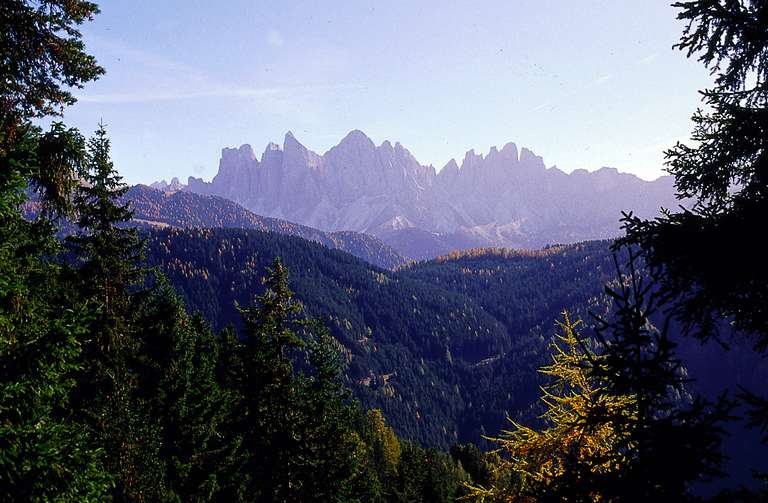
[152,130,681,258]
[125,185,407,269]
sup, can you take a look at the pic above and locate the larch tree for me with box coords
[467,312,634,503]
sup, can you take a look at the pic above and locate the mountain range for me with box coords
[153,130,681,259]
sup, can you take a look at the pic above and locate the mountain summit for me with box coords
[165,131,679,259]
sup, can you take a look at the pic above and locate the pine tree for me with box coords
[67,124,162,501]
[1,1,109,497]
[620,0,768,349]
[135,281,238,501]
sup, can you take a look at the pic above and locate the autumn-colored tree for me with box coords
[467,312,635,502]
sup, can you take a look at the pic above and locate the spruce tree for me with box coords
[294,324,371,502]
[234,257,305,502]
[618,1,768,491]
[1,1,109,499]
[67,124,162,501]
[0,153,111,500]
[135,281,238,501]
[620,0,768,349]
[228,258,380,502]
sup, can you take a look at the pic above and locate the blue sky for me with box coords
[59,0,715,184]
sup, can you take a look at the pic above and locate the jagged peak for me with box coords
[393,141,410,155]
[441,158,459,173]
[460,149,483,169]
[260,141,283,164]
[283,130,306,151]
[221,143,256,161]
[501,142,519,158]
[519,147,545,168]
[339,129,374,148]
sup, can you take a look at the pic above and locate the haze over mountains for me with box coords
[152,130,681,260]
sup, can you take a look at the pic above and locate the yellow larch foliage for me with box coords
[466,311,636,502]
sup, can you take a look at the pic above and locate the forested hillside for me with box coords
[126,185,407,269]
[148,230,768,454]
[4,0,767,500]
[146,230,622,446]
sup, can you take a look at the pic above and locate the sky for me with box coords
[58,0,716,185]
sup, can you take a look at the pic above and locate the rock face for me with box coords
[150,176,184,192]
[170,130,681,258]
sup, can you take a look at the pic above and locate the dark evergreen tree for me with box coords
[581,250,730,501]
[1,1,109,499]
[619,0,768,491]
[620,0,768,349]
[232,257,305,501]
[135,281,239,501]
[0,153,111,500]
[67,124,163,501]
[0,0,103,137]
[293,324,370,501]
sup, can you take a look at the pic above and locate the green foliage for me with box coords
[0,0,104,132]
[145,229,622,448]
[621,0,768,348]
[65,124,162,501]
[0,1,479,501]
[0,12,109,492]
[0,200,111,501]
[134,281,238,501]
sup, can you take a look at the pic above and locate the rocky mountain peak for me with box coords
[519,147,545,170]
[221,144,256,162]
[338,129,375,150]
[170,130,679,256]
[500,142,519,160]
[440,158,459,175]
[460,149,484,171]
[283,131,306,152]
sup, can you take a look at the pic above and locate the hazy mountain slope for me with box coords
[165,130,680,257]
[125,185,406,269]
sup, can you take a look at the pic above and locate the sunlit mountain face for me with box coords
[157,130,680,260]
